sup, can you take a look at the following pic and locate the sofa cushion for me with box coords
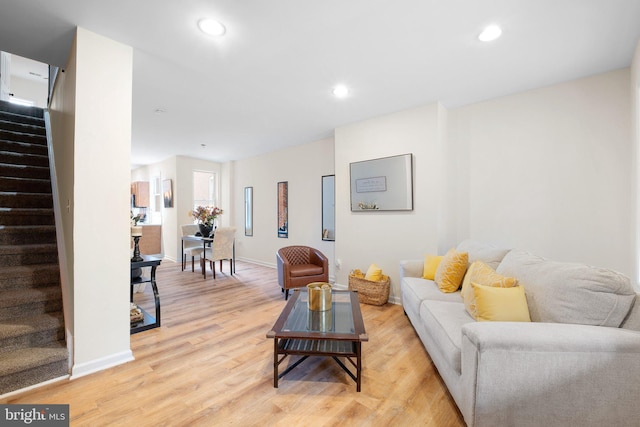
[461,261,518,319]
[420,300,474,374]
[456,239,511,270]
[496,250,636,327]
[472,282,531,322]
[401,277,462,316]
[620,295,640,332]
[435,248,468,293]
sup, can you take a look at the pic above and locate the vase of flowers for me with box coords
[189,205,223,237]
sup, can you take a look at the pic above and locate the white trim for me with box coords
[70,350,134,379]
[0,375,69,400]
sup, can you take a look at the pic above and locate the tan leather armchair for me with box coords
[277,246,329,300]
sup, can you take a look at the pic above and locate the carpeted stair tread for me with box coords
[0,313,64,354]
[0,119,46,136]
[0,225,56,245]
[0,151,49,167]
[0,263,60,290]
[0,162,50,179]
[0,139,48,156]
[0,346,68,379]
[0,176,51,193]
[0,346,67,395]
[0,287,62,308]
[0,243,58,268]
[0,243,57,255]
[0,130,46,146]
[0,100,44,118]
[0,192,54,208]
[0,206,55,221]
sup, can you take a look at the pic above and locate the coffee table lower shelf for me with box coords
[274,338,363,391]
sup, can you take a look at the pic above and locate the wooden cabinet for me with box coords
[131,181,149,207]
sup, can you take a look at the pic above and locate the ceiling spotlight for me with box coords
[332,85,350,98]
[198,18,226,37]
[478,25,502,42]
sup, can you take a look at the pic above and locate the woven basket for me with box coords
[348,273,390,306]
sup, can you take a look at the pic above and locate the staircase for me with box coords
[0,100,68,395]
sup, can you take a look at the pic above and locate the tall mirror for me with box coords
[244,186,253,236]
[322,175,335,241]
[277,181,288,238]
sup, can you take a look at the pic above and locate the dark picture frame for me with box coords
[349,153,413,211]
[277,181,288,238]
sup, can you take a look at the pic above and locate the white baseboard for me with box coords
[0,375,69,400]
[70,350,134,379]
[237,257,276,269]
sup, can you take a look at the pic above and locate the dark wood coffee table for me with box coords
[266,289,368,391]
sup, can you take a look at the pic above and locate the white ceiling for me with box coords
[1,0,639,168]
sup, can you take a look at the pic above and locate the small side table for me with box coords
[130,255,162,334]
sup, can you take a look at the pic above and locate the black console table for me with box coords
[130,255,162,334]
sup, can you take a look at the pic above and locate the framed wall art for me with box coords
[277,181,288,238]
[350,153,413,211]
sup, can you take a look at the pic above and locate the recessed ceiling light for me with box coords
[478,25,502,42]
[154,108,166,114]
[198,18,226,37]
[332,85,350,98]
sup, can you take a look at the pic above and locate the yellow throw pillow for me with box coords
[423,255,443,280]
[434,248,468,293]
[364,263,382,281]
[472,282,531,322]
[461,261,518,318]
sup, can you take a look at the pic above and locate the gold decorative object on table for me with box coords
[307,282,332,311]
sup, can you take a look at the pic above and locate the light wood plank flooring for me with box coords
[1,260,464,426]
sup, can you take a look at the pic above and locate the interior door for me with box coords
[0,51,10,101]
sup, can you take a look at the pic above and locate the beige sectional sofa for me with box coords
[400,240,640,427]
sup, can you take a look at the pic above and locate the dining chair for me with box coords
[181,224,203,272]
[202,227,236,279]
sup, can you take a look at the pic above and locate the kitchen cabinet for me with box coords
[131,181,149,207]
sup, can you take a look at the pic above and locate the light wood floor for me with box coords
[1,260,464,426]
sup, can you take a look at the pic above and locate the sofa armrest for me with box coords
[400,259,423,279]
[460,322,640,427]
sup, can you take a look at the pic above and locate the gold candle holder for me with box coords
[307,282,332,311]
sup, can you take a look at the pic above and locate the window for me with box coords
[193,170,217,210]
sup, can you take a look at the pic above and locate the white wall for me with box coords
[335,105,443,302]
[50,27,134,377]
[231,137,335,279]
[451,69,632,276]
[10,75,47,107]
[632,41,640,288]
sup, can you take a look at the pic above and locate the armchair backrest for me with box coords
[278,246,311,265]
